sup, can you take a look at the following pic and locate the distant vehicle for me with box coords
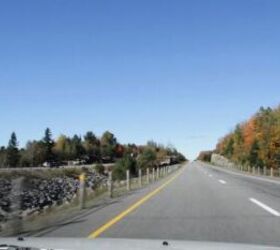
[160,158,171,167]
[101,156,114,164]
[42,161,59,168]
[67,159,86,166]
[160,156,179,167]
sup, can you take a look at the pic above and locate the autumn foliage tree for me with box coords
[216,106,280,169]
[197,151,212,162]
[1,129,186,168]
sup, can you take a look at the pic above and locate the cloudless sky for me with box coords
[1,0,280,159]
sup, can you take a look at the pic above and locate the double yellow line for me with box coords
[88,166,185,239]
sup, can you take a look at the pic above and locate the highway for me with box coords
[31,161,280,247]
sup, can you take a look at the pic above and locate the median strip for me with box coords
[87,166,185,239]
[249,198,280,217]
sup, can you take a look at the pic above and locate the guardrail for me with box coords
[104,164,181,199]
[223,163,280,178]
[78,164,182,207]
[211,154,280,178]
[1,163,182,236]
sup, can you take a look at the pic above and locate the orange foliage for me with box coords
[215,105,280,169]
[242,117,256,151]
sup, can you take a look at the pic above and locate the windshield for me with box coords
[1,0,280,249]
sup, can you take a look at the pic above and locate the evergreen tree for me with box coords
[224,138,234,158]
[137,148,156,170]
[83,131,100,163]
[0,146,6,167]
[113,154,137,180]
[248,139,260,167]
[43,128,54,162]
[6,132,20,167]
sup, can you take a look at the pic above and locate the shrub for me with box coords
[95,163,105,175]
[113,154,137,180]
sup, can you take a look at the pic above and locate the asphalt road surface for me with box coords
[33,161,280,247]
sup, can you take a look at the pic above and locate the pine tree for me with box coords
[6,132,20,167]
[43,128,54,162]
[224,138,234,158]
[248,139,261,167]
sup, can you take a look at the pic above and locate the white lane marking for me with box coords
[219,179,226,184]
[209,174,213,177]
[249,198,280,217]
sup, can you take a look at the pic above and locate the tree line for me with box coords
[0,128,186,170]
[196,150,212,162]
[214,106,280,169]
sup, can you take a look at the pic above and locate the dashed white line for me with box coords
[218,179,226,184]
[249,198,280,217]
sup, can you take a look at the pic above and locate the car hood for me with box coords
[0,238,279,250]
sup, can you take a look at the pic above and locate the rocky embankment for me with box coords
[0,168,107,231]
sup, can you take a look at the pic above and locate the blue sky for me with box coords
[1,0,280,159]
